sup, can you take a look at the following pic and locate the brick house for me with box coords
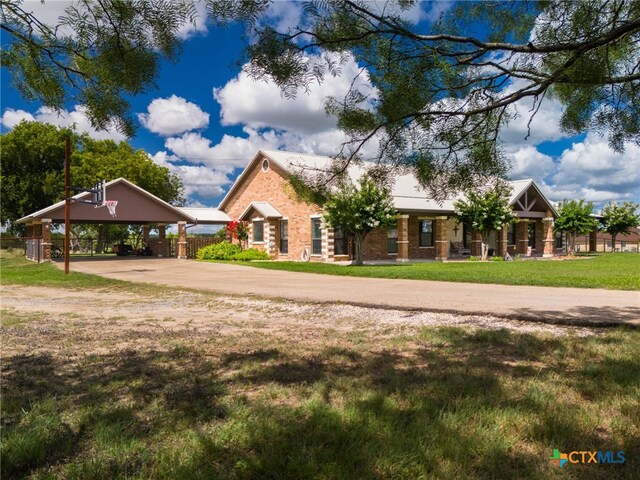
[218,149,561,262]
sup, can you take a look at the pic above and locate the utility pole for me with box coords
[64,136,71,274]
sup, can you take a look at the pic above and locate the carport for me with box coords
[17,178,229,262]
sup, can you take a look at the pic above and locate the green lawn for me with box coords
[234,253,640,290]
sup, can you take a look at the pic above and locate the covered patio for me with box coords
[17,178,229,262]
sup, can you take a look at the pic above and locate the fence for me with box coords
[24,237,41,262]
[186,237,222,258]
[575,240,639,253]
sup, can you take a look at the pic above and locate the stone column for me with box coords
[534,219,544,254]
[41,219,52,262]
[157,224,166,257]
[142,225,150,245]
[434,216,448,261]
[32,222,43,262]
[497,225,508,257]
[542,214,555,257]
[516,219,529,255]
[471,231,482,257]
[397,215,409,262]
[177,221,187,259]
[588,227,598,253]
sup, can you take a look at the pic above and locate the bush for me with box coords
[196,241,241,260]
[231,249,270,261]
[490,256,505,262]
[468,256,480,262]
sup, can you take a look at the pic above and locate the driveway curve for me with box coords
[63,258,640,326]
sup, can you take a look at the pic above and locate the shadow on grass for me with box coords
[2,329,638,479]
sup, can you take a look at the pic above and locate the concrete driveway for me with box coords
[62,257,640,326]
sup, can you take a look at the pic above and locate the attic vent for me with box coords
[262,159,269,172]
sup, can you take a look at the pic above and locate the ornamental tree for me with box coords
[454,186,517,260]
[322,176,397,266]
[601,202,640,251]
[554,200,598,255]
[226,220,249,250]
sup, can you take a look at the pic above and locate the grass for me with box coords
[231,253,640,290]
[2,322,638,479]
[0,250,123,289]
[2,250,639,479]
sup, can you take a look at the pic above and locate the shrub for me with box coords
[490,256,505,262]
[468,256,480,262]
[231,248,270,261]
[196,241,241,260]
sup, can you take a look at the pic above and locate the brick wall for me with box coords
[223,154,324,261]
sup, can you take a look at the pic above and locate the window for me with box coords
[507,223,516,245]
[334,226,348,255]
[253,220,264,243]
[463,223,472,249]
[388,226,398,254]
[555,230,563,249]
[280,220,288,254]
[419,220,433,247]
[311,218,322,255]
[528,222,536,248]
[261,159,269,172]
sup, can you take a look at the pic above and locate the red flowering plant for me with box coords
[226,220,249,250]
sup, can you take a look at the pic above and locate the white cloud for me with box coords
[214,53,376,136]
[551,133,640,199]
[151,151,230,198]
[139,95,209,136]
[177,0,208,39]
[1,106,127,141]
[1,109,35,128]
[506,145,555,179]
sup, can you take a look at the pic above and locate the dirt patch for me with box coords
[1,284,597,360]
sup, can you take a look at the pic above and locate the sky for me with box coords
[1,0,639,211]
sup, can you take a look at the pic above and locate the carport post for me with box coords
[157,224,166,257]
[177,222,187,259]
[64,136,71,274]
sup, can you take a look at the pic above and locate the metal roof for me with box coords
[239,201,284,220]
[218,149,557,216]
[17,178,196,224]
[177,207,230,224]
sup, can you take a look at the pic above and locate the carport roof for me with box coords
[17,178,196,225]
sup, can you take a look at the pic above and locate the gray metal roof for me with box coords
[177,207,230,224]
[239,201,284,220]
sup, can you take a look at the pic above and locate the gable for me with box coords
[18,178,194,224]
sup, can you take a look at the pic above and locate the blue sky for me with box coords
[2,0,639,210]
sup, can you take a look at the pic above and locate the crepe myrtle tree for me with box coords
[322,176,397,266]
[226,220,249,250]
[601,202,640,251]
[554,199,598,255]
[454,186,517,261]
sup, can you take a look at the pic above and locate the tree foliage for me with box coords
[554,199,598,255]
[211,0,640,198]
[601,201,640,249]
[322,176,397,265]
[0,120,184,233]
[454,186,516,260]
[1,0,197,136]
